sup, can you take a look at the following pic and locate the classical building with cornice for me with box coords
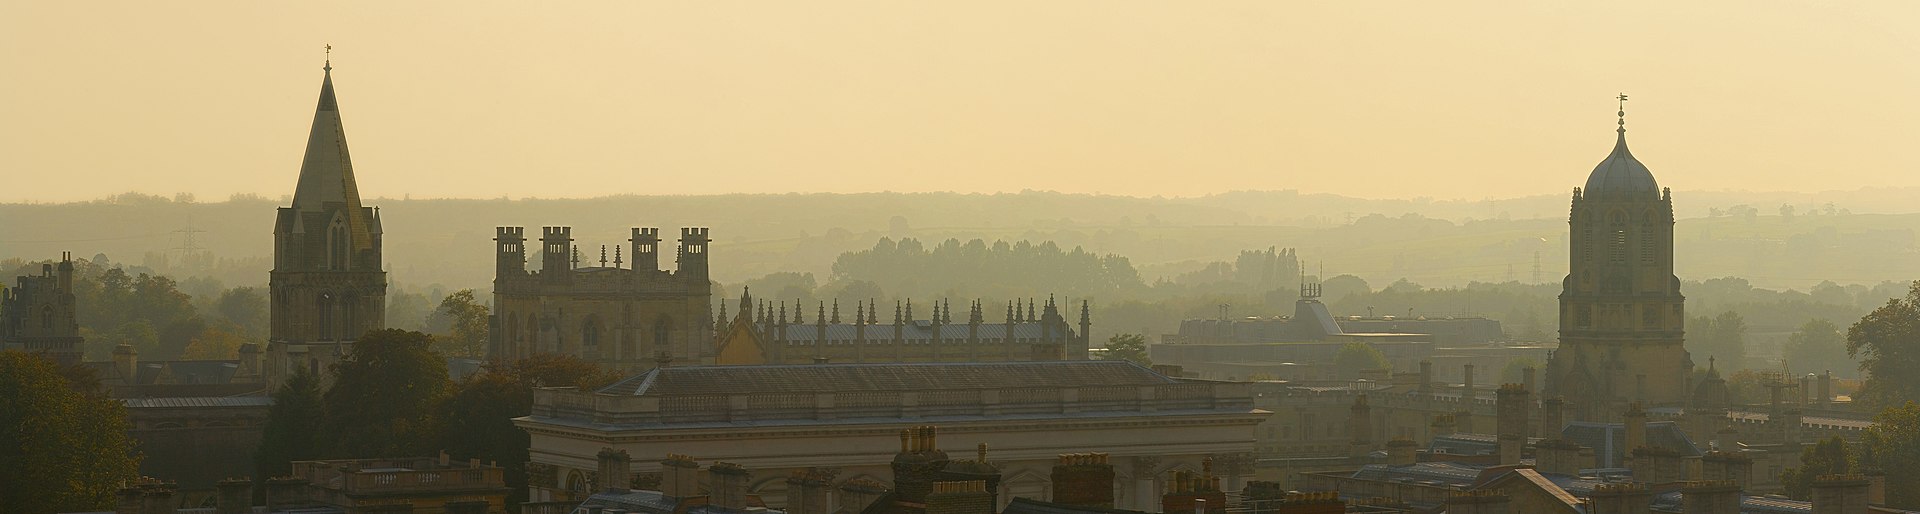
[514,361,1265,512]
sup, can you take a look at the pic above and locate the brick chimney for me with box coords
[113,344,138,384]
[1633,446,1689,485]
[1541,396,1565,438]
[1050,453,1116,508]
[1264,491,1343,514]
[1430,413,1456,438]
[1161,467,1226,514]
[1698,450,1753,491]
[597,448,632,493]
[1812,474,1869,514]
[1385,438,1417,466]
[660,454,701,499]
[1534,439,1588,476]
[1496,384,1530,466]
[1585,482,1651,514]
[264,476,311,512]
[140,481,179,514]
[927,481,994,514]
[1443,489,1510,514]
[1680,480,1740,514]
[215,478,251,514]
[709,462,752,510]
[786,467,840,514]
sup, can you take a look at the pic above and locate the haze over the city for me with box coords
[4,1,1918,203]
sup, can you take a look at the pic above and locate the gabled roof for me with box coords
[598,361,1178,396]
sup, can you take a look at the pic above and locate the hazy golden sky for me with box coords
[2,1,1916,203]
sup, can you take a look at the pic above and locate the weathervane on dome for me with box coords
[1617,93,1629,133]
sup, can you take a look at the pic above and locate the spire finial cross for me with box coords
[324,44,333,72]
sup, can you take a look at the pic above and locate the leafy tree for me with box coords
[1861,402,1920,509]
[0,351,140,514]
[428,290,490,358]
[1848,282,1920,409]
[320,329,451,458]
[1319,275,1372,303]
[1334,343,1391,378]
[1101,333,1151,366]
[387,288,433,332]
[214,286,269,338]
[438,354,618,507]
[1691,312,1749,371]
[256,368,323,479]
[1785,318,1853,378]
[180,323,248,360]
[1781,436,1853,500]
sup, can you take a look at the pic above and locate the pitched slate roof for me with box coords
[599,361,1177,396]
[122,396,274,409]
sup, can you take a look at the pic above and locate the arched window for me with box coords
[506,315,520,353]
[581,315,603,353]
[318,293,335,340]
[654,316,673,351]
[341,294,357,341]
[526,313,540,354]
[42,306,53,329]
[1640,210,1659,264]
[1608,211,1629,263]
[328,217,349,271]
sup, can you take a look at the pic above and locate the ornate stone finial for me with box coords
[324,44,332,72]
[831,299,841,324]
[599,245,608,267]
[869,299,879,324]
[613,245,623,267]
[1617,93,1629,133]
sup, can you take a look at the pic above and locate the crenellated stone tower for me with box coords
[1545,96,1692,422]
[266,59,388,387]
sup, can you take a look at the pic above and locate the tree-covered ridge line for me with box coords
[11,190,1920,297]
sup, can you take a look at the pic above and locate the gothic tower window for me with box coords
[328,218,349,271]
[582,315,603,353]
[42,306,53,329]
[1640,210,1659,264]
[341,294,357,340]
[654,316,673,351]
[1608,211,1628,263]
[318,293,335,340]
[526,313,539,355]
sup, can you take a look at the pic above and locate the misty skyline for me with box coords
[4,1,1919,203]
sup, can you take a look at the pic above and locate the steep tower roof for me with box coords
[290,63,367,214]
[1583,97,1659,195]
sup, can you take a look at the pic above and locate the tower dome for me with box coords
[1583,97,1658,195]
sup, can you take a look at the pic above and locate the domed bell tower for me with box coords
[1545,95,1692,422]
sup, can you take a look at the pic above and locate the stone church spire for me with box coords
[266,54,389,387]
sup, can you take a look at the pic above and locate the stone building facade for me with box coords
[1,253,83,365]
[712,293,1091,365]
[490,226,715,372]
[514,361,1264,512]
[1545,105,1692,422]
[265,61,388,388]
